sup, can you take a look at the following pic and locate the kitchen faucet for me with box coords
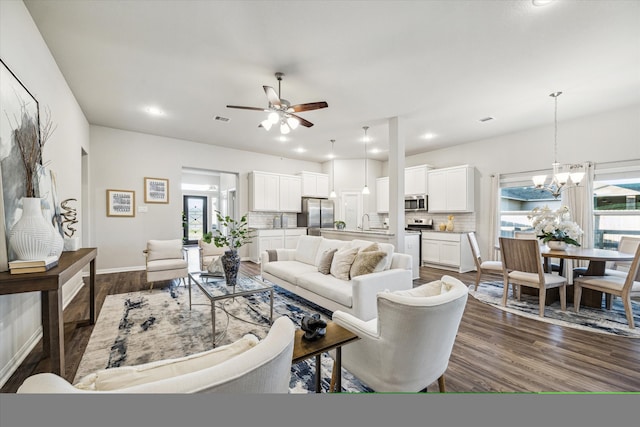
[360,213,370,231]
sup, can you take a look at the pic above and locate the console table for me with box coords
[0,248,97,379]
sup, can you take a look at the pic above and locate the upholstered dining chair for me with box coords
[605,236,640,278]
[467,232,503,293]
[330,275,468,392]
[143,239,189,290]
[499,237,567,317]
[573,244,640,329]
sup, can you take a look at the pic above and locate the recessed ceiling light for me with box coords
[423,133,437,140]
[145,106,165,116]
[532,0,554,6]
[370,148,380,154]
[328,153,336,159]
[295,147,306,153]
[279,136,288,142]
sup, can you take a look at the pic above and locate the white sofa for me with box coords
[17,316,295,394]
[261,235,413,321]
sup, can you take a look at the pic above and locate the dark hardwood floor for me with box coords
[2,262,640,393]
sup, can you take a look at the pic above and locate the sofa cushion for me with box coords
[318,249,338,275]
[146,239,184,261]
[294,235,323,266]
[330,246,360,280]
[296,272,353,307]
[314,238,349,267]
[146,258,188,272]
[263,260,318,284]
[350,250,387,278]
[351,239,394,270]
[74,334,259,391]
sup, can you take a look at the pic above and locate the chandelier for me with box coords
[329,139,337,199]
[532,91,585,198]
[362,126,370,195]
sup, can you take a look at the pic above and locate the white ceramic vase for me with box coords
[547,240,568,251]
[8,197,58,260]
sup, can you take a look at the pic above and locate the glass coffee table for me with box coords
[188,272,274,347]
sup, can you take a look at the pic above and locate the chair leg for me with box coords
[437,375,446,393]
[501,277,510,306]
[475,270,482,293]
[538,287,546,317]
[622,296,635,329]
[574,285,583,312]
[559,284,566,311]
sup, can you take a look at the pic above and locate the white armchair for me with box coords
[143,239,188,290]
[198,238,227,272]
[17,316,295,393]
[331,275,468,392]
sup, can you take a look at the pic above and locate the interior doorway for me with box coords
[341,191,362,230]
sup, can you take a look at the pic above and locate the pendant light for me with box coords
[329,139,337,199]
[362,126,370,195]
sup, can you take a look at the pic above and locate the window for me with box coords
[593,179,640,249]
[499,186,560,238]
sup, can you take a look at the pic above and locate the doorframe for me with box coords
[183,195,208,245]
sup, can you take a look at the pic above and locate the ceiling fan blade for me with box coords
[263,86,282,108]
[289,113,314,128]
[226,105,268,112]
[288,101,328,113]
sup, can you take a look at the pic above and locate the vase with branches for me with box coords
[202,211,251,285]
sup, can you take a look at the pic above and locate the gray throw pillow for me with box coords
[350,251,387,278]
[318,249,338,275]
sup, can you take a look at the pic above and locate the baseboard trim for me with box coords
[0,327,42,390]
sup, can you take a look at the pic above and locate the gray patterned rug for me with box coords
[472,281,640,338]
[74,278,373,393]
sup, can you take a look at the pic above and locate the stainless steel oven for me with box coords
[404,195,427,211]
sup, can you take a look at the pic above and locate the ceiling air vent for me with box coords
[479,116,494,123]
[214,116,230,122]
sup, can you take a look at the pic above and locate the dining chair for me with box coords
[499,237,567,317]
[514,231,563,274]
[573,244,640,329]
[604,236,640,278]
[467,232,504,293]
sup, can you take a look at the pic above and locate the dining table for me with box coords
[539,246,635,308]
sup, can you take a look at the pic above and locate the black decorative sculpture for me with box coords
[301,314,327,341]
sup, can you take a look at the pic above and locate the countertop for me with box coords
[249,227,308,230]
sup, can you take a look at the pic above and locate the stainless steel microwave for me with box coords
[405,195,427,211]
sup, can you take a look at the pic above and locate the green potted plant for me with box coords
[203,211,251,285]
[334,220,346,230]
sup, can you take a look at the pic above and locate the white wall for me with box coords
[90,125,321,271]
[400,105,640,258]
[0,0,90,387]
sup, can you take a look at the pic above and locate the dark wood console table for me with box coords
[0,248,97,379]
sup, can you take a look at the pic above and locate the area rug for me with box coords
[472,281,640,338]
[74,278,373,393]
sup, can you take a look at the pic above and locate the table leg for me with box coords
[269,289,274,324]
[47,289,65,378]
[188,275,192,310]
[579,260,605,308]
[335,346,342,393]
[41,291,50,358]
[315,354,322,393]
[89,258,96,324]
[212,303,216,348]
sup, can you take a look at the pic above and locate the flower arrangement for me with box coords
[202,211,251,250]
[528,205,583,246]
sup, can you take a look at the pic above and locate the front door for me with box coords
[183,195,208,245]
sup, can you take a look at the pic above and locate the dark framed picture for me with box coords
[106,189,135,217]
[1,58,41,264]
[144,177,169,204]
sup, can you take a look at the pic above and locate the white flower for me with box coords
[527,205,583,246]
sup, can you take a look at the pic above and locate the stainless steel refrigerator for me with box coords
[297,198,334,235]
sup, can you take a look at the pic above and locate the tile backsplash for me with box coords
[248,212,298,229]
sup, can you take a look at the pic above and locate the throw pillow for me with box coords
[360,243,379,252]
[207,256,224,276]
[350,250,387,278]
[330,247,360,280]
[317,248,338,275]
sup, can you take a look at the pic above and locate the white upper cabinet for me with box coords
[376,176,389,213]
[426,165,475,212]
[404,164,433,195]
[249,171,301,212]
[298,171,329,198]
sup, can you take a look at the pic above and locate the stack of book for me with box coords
[9,255,59,274]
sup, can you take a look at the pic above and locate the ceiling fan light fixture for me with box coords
[261,119,273,131]
[268,111,280,124]
[280,121,290,134]
[287,116,300,129]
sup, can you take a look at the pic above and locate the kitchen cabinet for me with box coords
[376,176,389,213]
[249,171,301,212]
[298,171,329,198]
[404,164,433,195]
[249,228,307,263]
[426,165,475,212]
[421,231,474,273]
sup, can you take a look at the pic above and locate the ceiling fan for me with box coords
[226,72,328,134]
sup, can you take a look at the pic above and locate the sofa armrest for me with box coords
[260,249,297,265]
[18,373,87,393]
[390,252,412,270]
[332,311,379,340]
[351,268,413,321]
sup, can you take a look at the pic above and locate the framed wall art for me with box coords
[106,189,135,217]
[144,177,169,203]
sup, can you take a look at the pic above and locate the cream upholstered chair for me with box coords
[198,238,227,272]
[331,275,468,392]
[143,239,188,290]
[604,236,640,278]
[499,237,567,317]
[17,316,295,393]
[573,244,640,329]
[467,232,503,293]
